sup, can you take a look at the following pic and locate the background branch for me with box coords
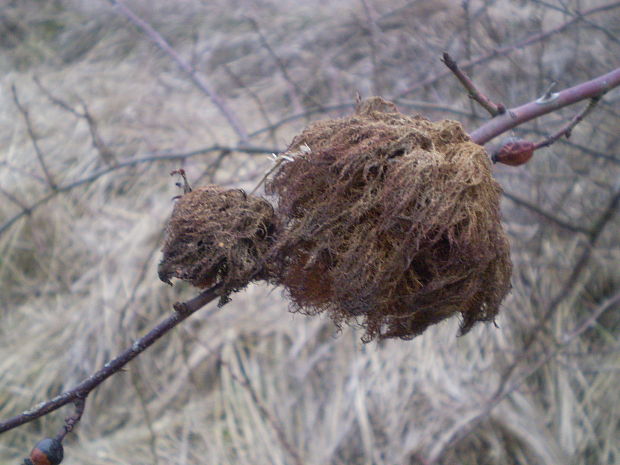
[396,2,620,98]
[0,284,222,434]
[0,144,277,238]
[1,1,618,463]
[107,0,248,143]
[11,85,57,189]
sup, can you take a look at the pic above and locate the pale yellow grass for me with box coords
[1,1,619,464]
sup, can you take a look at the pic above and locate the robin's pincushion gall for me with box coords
[492,138,536,166]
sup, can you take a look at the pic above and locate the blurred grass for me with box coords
[1,0,619,464]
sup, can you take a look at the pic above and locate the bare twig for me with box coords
[0,144,278,238]
[530,0,620,45]
[441,52,504,116]
[397,2,620,98]
[513,126,620,165]
[34,76,118,165]
[502,191,590,235]
[222,64,278,146]
[0,186,31,213]
[428,187,620,463]
[359,0,384,96]
[470,66,620,144]
[246,17,321,110]
[107,0,248,143]
[32,76,83,117]
[11,85,57,189]
[79,99,118,165]
[533,97,601,150]
[0,161,47,184]
[0,284,223,434]
[55,397,85,442]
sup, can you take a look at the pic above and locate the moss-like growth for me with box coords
[158,186,277,296]
[266,97,512,341]
[160,98,512,341]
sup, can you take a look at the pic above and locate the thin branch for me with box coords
[396,2,620,98]
[428,187,620,463]
[222,64,278,146]
[0,186,31,213]
[0,161,47,184]
[0,284,223,434]
[533,97,601,150]
[79,99,117,165]
[246,17,322,110]
[11,85,57,189]
[502,191,590,235]
[514,123,620,165]
[562,291,620,343]
[107,0,248,143]
[470,67,620,144]
[55,398,85,442]
[530,0,620,45]
[359,0,384,96]
[443,0,498,56]
[32,76,83,118]
[34,76,117,165]
[441,52,504,116]
[0,144,278,238]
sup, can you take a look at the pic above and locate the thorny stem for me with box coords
[0,284,223,434]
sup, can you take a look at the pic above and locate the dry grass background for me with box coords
[0,0,619,464]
